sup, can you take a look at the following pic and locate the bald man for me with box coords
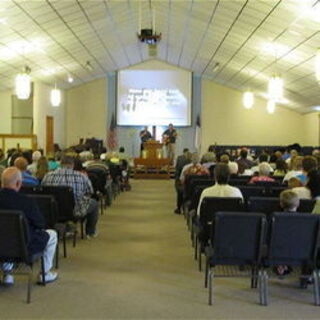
[14,157,39,187]
[0,167,58,285]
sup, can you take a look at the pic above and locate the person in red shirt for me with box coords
[249,162,275,184]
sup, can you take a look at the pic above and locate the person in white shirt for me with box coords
[283,156,303,183]
[27,150,42,176]
[292,169,320,200]
[197,163,243,216]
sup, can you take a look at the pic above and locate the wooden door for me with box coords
[46,116,54,155]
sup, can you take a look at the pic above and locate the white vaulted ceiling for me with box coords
[1,0,320,113]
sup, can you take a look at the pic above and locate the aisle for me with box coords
[1,180,319,319]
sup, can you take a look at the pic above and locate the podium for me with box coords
[142,140,163,159]
[134,140,171,179]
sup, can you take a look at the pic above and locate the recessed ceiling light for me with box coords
[312,106,320,111]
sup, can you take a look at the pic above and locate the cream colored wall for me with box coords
[0,90,12,133]
[33,81,66,152]
[66,78,107,146]
[201,80,305,151]
[302,112,319,146]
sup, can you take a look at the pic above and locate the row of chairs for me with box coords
[191,197,315,272]
[204,211,320,306]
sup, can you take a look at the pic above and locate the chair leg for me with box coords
[73,230,77,248]
[63,234,67,257]
[194,236,198,260]
[251,266,258,289]
[313,270,320,306]
[100,197,104,215]
[208,268,214,305]
[41,256,46,286]
[198,245,202,271]
[55,240,59,269]
[205,258,209,288]
[27,267,32,304]
[258,270,264,305]
[81,220,84,239]
[263,270,269,306]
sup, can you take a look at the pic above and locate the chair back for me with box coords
[189,179,214,200]
[184,175,210,200]
[299,199,316,213]
[265,212,320,266]
[253,181,280,187]
[26,194,58,229]
[189,185,210,211]
[87,169,107,199]
[248,197,281,215]
[229,179,249,186]
[211,212,266,266]
[0,210,29,263]
[268,186,287,197]
[199,197,243,226]
[238,186,265,200]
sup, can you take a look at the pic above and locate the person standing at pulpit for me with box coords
[139,126,153,152]
[162,123,178,164]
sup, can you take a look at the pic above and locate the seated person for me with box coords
[273,159,288,177]
[197,163,243,216]
[42,155,99,239]
[27,150,42,176]
[248,162,275,184]
[0,167,58,284]
[14,157,39,187]
[292,169,320,200]
[280,190,300,212]
[274,190,300,276]
[181,153,209,185]
[251,153,273,174]
[283,156,303,183]
[295,156,318,185]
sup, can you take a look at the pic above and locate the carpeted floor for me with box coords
[1,179,320,319]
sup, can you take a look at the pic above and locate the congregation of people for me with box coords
[0,145,131,287]
[174,144,320,289]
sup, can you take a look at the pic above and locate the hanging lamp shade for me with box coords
[15,73,31,100]
[268,75,283,101]
[243,91,254,109]
[267,100,276,114]
[50,88,61,107]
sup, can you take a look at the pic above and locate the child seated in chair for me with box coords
[274,190,300,276]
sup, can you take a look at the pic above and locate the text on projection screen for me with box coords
[117,70,192,126]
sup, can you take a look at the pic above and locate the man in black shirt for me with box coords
[162,123,178,164]
[139,126,152,153]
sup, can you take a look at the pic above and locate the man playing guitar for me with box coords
[162,123,178,164]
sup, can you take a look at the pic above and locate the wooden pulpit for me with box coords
[134,140,171,179]
[142,140,163,159]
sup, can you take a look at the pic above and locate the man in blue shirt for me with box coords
[14,157,39,186]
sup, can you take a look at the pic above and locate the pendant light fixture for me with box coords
[268,74,283,101]
[51,84,61,107]
[15,66,31,100]
[243,91,254,109]
[267,99,276,114]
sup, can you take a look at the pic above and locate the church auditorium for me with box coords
[1,0,320,319]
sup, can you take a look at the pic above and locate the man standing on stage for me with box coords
[162,123,178,163]
[139,126,153,152]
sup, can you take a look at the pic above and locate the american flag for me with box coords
[107,113,118,150]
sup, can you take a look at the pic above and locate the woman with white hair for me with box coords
[248,162,275,184]
[27,150,42,176]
